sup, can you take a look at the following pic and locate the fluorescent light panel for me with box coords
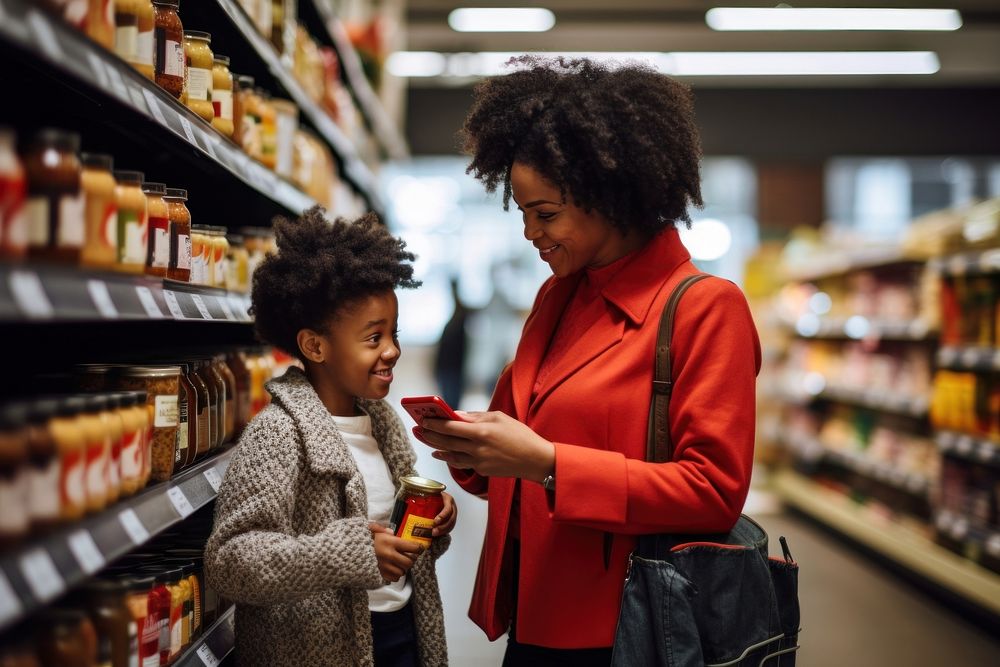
[448,8,556,33]
[706,7,962,31]
[386,51,940,78]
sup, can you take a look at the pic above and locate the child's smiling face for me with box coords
[305,290,401,416]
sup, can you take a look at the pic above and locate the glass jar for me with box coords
[206,358,228,449]
[24,129,84,263]
[257,90,278,169]
[214,355,237,443]
[210,226,229,288]
[121,574,158,667]
[152,0,184,98]
[86,0,116,50]
[193,361,219,450]
[116,391,146,496]
[139,566,184,661]
[211,55,234,137]
[174,363,195,471]
[159,559,193,651]
[79,394,111,514]
[141,181,170,277]
[272,98,298,179]
[240,81,263,161]
[189,224,211,286]
[112,0,139,67]
[185,363,210,457]
[25,398,60,532]
[226,349,252,437]
[183,31,214,122]
[232,74,253,149]
[0,402,30,549]
[162,552,202,638]
[101,392,124,506]
[135,0,155,80]
[0,126,28,259]
[119,366,180,483]
[164,187,191,282]
[83,578,139,667]
[225,233,249,293]
[135,568,171,665]
[35,608,97,667]
[52,396,87,522]
[112,170,148,273]
[80,153,118,270]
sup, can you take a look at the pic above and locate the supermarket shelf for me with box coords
[773,469,1000,617]
[0,0,317,217]
[937,345,1000,373]
[0,448,234,632]
[783,246,920,282]
[0,262,252,324]
[771,382,929,418]
[174,605,236,667]
[931,249,1000,278]
[934,510,1000,566]
[936,431,1000,468]
[214,0,386,214]
[786,315,935,341]
[302,0,409,160]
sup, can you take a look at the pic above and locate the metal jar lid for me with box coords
[399,476,446,494]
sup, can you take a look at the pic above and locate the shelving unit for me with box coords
[174,606,236,667]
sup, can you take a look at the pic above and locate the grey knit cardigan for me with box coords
[204,367,449,666]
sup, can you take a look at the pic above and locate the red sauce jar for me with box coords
[388,476,445,548]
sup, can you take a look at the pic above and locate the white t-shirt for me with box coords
[331,412,412,612]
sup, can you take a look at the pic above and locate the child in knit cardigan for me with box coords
[205,207,456,667]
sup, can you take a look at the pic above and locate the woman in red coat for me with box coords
[416,56,761,665]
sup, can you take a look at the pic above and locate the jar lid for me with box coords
[152,0,179,7]
[104,393,122,409]
[0,402,29,428]
[28,397,60,421]
[83,394,109,412]
[33,128,80,153]
[142,181,167,195]
[75,363,115,375]
[184,30,211,42]
[129,389,148,402]
[111,391,137,408]
[211,225,229,234]
[214,54,230,66]
[121,573,156,590]
[236,75,255,87]
[164,187,188,201]
[114,170,144,185]
[399,476,446,494]
[191,224,212,232]
[81,153,114,171]
[57,395,87,416]
[137,565,183,584]
[121,365,182,378]
[227,233,244,244]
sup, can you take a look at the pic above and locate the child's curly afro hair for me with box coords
[250,206,420,359]
[461,56,703,233]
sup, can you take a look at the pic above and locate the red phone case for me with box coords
[401,395,466,422]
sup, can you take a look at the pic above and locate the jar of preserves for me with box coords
[138,565,184,661]
[239,81,263,161]
[120,574,158,667]
[86,0,116,50]
[174,363,194,471]
[24,129,84,263]
[152,0,184,98]
[225,349,252,436]
[231,74,253,148]
[257,90,278,169]
[162,552,203,637]
[101,392,124,505]
[272,98,298,179]
[35,608,97,667]
[189,224,210,286]
[160,559,194,651]
[210,55,234,137]
[186,363,210,457]
[183,31,214,122]
[83,578,139,667]
[214,355,237,442]
[116,391,146,496]
[225,233,249,293]
[135,390,152,487]
[205,358,228,449]
[80,153,118,270]
[112,170,148,273]
[388,476,446,548]
[193,361,219,450]
[25,398,60,532]
[164,187,191,282]
[210,226,229,288]
[112,0,139,66]
[0,402,30,548]
[135,0,155,80]
[0,127,28,259]
[79,394,111,513]
[52,396,87,522]
[141,181,170,277]
[119,366,180,483]
[134,567,171,665]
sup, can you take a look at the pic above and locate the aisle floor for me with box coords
[387,347,1000,666]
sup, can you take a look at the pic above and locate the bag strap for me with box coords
[647,274,710,463]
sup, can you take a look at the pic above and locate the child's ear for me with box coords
[297,329,325,363]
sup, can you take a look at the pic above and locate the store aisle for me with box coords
[387,346,1000,666]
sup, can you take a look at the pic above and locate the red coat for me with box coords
[451,227,762,648]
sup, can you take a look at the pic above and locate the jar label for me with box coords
[120,210,147,265]
[154,394,179,427]
[187,67,212,101]
[398,514,435,548]
[57,193,85,248]
[176,396,189,457]
[0,473,28,533]
[177,233,191,270]
[150,215,170,267]
[137,29,154,67]
[122,429,143,482]
[167,40,185,77]
[115,24,139,62]
[102,202,118,249]
[61,448,85,509]
[128,620,139,667]
[85,439,109,502]
[2,203,27,253]
[109,436,122,490]
[212,89,233,120]
[29,457,61,521]
[25,197,49,247]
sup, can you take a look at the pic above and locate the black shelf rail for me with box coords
[0,0,317,216]
[774,382,930,419]
[174,605,236,667]
[213,0,386,214]
[302,0,409,161]
[937,345,1000,373]
[0,262,252,324]
[935,431,1000,468]
[0,448,234,632]
[934,509,1000,564]
[786,315,936,342]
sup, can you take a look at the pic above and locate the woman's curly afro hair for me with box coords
[462,56,703,233]
[251,206,420,359]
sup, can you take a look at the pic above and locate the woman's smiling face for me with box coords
[510,162,640,278]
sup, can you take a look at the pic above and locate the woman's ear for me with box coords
[297,329,325,363]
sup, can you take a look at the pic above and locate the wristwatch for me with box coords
[541,473,556,491]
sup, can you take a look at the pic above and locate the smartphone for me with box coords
[400,395,467,423]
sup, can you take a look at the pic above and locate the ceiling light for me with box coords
[706,7,962,31]
[386,51,940,78]
[448,8,556,33]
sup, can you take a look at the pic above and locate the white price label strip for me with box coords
[119,508,150,545]
[217,296,236,321]
[191,294,212,319]
[179,117,197,144]
[87,280,119,319]
[202,135,218,160]
[142,89,168,125]
[167,486,194,518]
[19,548,63,602]
[136,286,164,318]
[203,467,222,492]
[67,530,105,574]
[0,570,22,627]
[196,644,220,667]
[27,9,63,61]
[9,270,54,319]
[87,52,109,88]
[104,62,130,102]
[163,290,185,319]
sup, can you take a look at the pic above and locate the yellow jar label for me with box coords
[400,514,434,547]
